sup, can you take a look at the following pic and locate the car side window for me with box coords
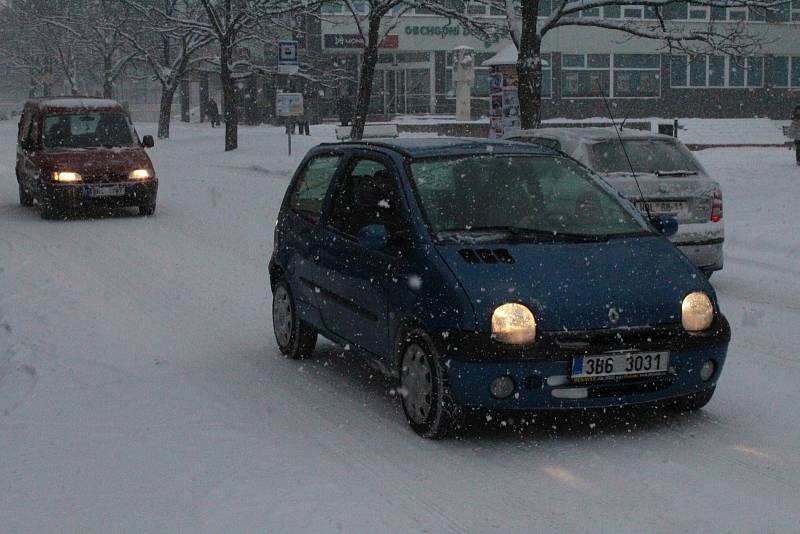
[18,110,31,142]
[25,116,40,149]
[328,158,407,241]
[289,154,341,222]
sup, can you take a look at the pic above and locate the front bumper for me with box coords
[436,316,730,410]
[42,180,158,210]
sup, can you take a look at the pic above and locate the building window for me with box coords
[771,56,800,87]
[613,54,661,97]
[562,54,610,98]
[688,5,710,20]
[671,55,765,88]
[622,5,644,18]
[562,53,659,98]
[792,0,800,21]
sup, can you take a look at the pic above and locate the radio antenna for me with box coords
[595,81,652,221]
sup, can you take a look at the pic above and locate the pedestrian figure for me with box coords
[298,87,311,136]
[791,105,800,166]
[207,98,221,128]
[335,92,353,127]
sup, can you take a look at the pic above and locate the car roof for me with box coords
[26,97,125,114]
[315,137,561,159]
[511,127,674,143]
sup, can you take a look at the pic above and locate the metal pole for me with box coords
[288,127,292,156]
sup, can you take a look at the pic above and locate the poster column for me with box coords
[488,65,520,139]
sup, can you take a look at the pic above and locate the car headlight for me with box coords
[129,169,152,180]
[681,292,714,332]
[492,303,537,344]
[53,171,82,183]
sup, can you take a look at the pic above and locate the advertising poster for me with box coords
[276,93,304,116]
[490,94,503,118]
[489,72,504,94]
[502,88,519,118]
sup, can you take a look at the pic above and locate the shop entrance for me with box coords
[372,59,433,115]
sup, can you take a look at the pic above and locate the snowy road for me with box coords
[1,121,799,533]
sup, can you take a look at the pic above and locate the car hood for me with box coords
[40,147,152,177]
[436,236,712,332]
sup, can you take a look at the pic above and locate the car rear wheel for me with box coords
[139,203,156,216]
[18,182,34,207]
[399,329,463,439]
[272,280,317,359]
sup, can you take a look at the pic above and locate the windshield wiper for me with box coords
[436,226,620,244]
[436,225,558,243]
[654,170,698,177]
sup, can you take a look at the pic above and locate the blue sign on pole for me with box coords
[278,41,299,73]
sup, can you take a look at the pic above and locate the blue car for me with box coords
[269,138,730,438]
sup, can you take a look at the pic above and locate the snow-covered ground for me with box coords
[1,120,799,533]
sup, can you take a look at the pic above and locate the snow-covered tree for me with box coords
[155,0,308,151]
[123,1,214,139]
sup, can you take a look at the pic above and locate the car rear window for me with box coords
[591,139,699,174]
[42,112,136,149]
[289,155,341,221]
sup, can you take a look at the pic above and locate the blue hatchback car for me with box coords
[270,138,730,438]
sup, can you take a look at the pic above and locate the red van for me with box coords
[15,97,158,219]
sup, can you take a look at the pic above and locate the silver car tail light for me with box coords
[711,189,723,222]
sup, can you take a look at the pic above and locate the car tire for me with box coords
[139,203,156,216]
[39,199,60,220]
[399,328,463,439]
[19,182,34,207]
[671,387,715,412]
[272,279,317,359]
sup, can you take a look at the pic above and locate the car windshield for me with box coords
[591,138,700,174]
[42,112,136,149]
[408,154,650,243]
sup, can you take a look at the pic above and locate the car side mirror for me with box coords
[142,135,155,148]
[651,215,678,237]
[358,224,389,251]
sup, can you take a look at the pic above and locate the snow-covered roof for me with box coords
[482,45,549,67]
[35,98,123,110]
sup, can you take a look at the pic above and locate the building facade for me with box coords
[316,2,800,119]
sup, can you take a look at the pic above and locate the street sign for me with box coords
[276,93,304,117]
[278,41,299,74]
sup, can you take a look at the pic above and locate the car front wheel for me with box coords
[399,329,463,439]
[139,203,156,216]
[272,280,317,359]
[19,182,34,207]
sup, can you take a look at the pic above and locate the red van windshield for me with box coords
[42,112,136,149]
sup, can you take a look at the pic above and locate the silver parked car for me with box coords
[507,128,723,277]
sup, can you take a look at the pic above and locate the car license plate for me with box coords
[571,352,669,382]
[635,201,687,215]
[86,185,125,198]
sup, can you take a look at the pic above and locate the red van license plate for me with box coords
[85,185,125,198]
